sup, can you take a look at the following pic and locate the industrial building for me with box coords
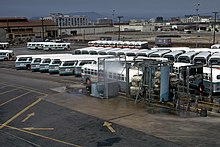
[0,17,57,42]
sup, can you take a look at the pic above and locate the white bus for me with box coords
[136,50,158,57]
[27,42,51,50]
[208,52,220,66]
[115,48,133,56]
[192,51,212,65]
[125,49,142,57]
[211,44,220,49]
[0,50,14,61]
[43,42,71,51]
[203,66,220,94]
[0,42,9,49]
[149,50,171,57]
[151,47,190,52]
[134,41,148,49]
[106,48,123,55]
[162,50,185,62]
[81,63,141,92]
[74,47,104,55]
[177,51,199,63]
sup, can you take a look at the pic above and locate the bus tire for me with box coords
[4,58,8,61]
[35,47,38,50]
[26,64,31,70]
[49,48,52,51]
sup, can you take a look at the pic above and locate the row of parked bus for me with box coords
[88,40,149,49]
[26,42,71,51]
[15,54,113,76]
[74,47,220,66]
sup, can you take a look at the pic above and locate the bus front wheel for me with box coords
[26,64,31,70]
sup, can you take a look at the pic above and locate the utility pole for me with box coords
[41,17,44,41]
[213,12,218,44]
[117,16,123,41]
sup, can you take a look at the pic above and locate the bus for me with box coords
[151,47,190,52]
[0,50,14,61]
[125,49,142,57]
[81,63,141,92]
[136,50,158,57]
[106,48,122,55]
[134,41,148,49]
[177,51,199,63]
[74,47,104,55]
[149,50,171,57]
[27,42,51,50]
[203,66,220,94]
[162,50,185,62]
[208,52,220,66]
[43,42,71,51]
[98,48,115,55]
[211,44,220,49]
[115,48,133,56]
[0,42,9,49]
[192,51,212,65]
[89,47,112,55]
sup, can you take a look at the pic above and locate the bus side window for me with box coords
[109,72,113,78]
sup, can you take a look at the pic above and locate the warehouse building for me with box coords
[0,17,58,42]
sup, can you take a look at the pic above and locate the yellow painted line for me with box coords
[0,98,42,129]
[1,83,47,95]
[0,91,31,107]
[22,112,35,123]
[5,125,82,147]
[23,127,54,131]
[0,88,18,95]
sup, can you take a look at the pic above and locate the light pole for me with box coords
[195,3,200,48]
[112,9,115,40]
[117,16,123,41]
[213,12,218,44]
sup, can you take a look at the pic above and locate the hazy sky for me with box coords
[1,0,220,18]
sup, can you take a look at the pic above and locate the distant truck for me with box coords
[155,38,172,47]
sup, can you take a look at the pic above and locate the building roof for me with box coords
[0,19,56,28]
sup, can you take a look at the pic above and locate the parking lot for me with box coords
[1,45,220,146]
